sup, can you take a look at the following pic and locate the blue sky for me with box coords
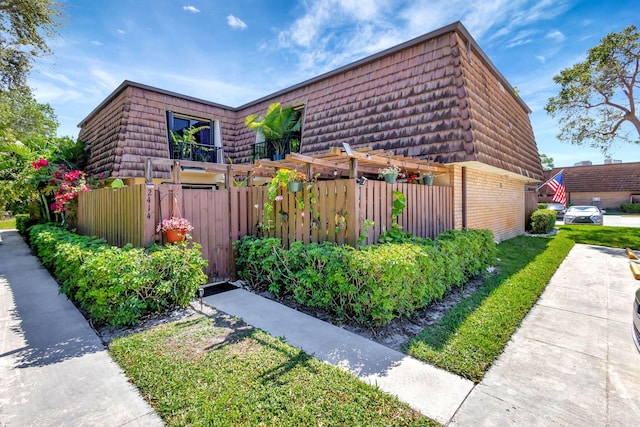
[29,0,640,168]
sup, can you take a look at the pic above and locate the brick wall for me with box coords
[568,191,636,210]
[463,168,524,241]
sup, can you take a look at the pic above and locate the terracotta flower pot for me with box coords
[165,229,186,243]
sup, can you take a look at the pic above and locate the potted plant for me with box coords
[378,165,400,184]
[245,103,301,160]
[156,216,194,243]
[285,169,306,192]
[170,125,209,160]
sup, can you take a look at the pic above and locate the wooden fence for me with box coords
[78,180,453,280]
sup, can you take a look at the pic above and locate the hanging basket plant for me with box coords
[157,195,193,243]
[378,165,400,184]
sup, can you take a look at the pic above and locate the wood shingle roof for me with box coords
[544,162,640,193]
[78,21,543,181]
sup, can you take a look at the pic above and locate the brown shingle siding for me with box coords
[544,163,640,193]
[79,22,542,182]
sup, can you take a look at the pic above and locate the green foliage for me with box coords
[620,203,640,213]
[545,25,640,154]
[530,209,557,234]
[357,218,375,248]
[14,214,31,233]
[235,229,497,326]
[559,224,640,249]
[0,0,62,91]
[28,224,208,327]
[539,153,554,170]
[378,190,413,244]
[245,102,301,155]
[233,235,286,293]
[110,318,435,426]
[406,234,575,382]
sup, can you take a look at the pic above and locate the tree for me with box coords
[545,25,640,154]
[0,0,61,90]
[540,153,554,170]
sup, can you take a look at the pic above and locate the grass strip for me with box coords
[0,218,16,230]
[110,316,438,427]
[558,224,640,249]
[405,235,574,382]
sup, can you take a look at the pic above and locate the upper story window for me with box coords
[253,103,305,161]
[166,111,222,163]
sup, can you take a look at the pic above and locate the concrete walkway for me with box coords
[0,230,163,427]
[207,243,640,426]
[452,244,640,426]
[2,225,639,426]
[206,289,474,424]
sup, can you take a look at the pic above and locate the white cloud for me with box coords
[117,29,126,34]
[536,55,546,63]
[90,68,121,91]
[183,5,200,13]
[546,30,566,42]
[273,0,570,73]
[227,15,247,30]
[90,40,103,46]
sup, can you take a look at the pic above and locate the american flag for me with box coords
[548,171,566,206]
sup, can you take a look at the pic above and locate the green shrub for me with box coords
[233,235,287,293]
[15,214,36,235]
[530,209,557,234]
[620,203,640,213]
[234,229,497,326]
[28,224,208,327]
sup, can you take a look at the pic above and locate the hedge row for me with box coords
[28,224,208,327]
[621,203,640,213]
[234,229,497,326]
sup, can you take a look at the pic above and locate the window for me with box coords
[253,104,305,161]
[166,112,222,163]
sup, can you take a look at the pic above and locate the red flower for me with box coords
[31,158,49,170]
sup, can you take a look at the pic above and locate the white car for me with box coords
[563,206,604,225]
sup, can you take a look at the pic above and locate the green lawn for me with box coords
[109,223,638,422]
[405,234,575,382]
[559,224,640,250]
[0,218,16,230]
[406,224,640,382]
[110,316,437,427]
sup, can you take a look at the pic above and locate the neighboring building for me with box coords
[78,21,543,241]
[539,162,640,209]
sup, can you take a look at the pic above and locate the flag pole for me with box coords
[535,169,564,192]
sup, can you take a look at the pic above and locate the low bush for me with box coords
[234,229,497,326]
[530,209,557,234]
[29,224,208,327]
[620,203,640,213]
[15,214,36,235]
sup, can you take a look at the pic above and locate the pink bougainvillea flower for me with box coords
[275,195,284,202]
[31,158,49,170]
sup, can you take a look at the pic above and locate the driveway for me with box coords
[603,215,640,227]
[451,244,640,425]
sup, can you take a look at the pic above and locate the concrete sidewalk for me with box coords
[452,244,640,426]
[207,243,640,426]
[0,230,163,427]
[206,289,475,424]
